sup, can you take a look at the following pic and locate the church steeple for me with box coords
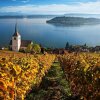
[12,22,21,52]
[15,22,18,33]
[13,22,20,36]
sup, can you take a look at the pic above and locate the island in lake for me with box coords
[46,16,100,26]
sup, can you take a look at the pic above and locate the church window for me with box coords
[14,37,16,40]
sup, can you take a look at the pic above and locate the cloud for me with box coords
[21,0,30,3]
[0,1,100,15]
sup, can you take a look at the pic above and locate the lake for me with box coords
[0,18,100,48]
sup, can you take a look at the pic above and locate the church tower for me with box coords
[12,23,21,51]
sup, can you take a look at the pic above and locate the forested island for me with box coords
[46,16,100,26]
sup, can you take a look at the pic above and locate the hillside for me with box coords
[46,16,100,26]
[0,50,55,100]
[0,50,99,100]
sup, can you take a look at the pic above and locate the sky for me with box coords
[0,0,100,15]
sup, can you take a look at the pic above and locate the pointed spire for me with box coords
[13,21,20,36]
[15,22,18,33]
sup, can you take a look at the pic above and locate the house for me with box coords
[94,46,100,52]
[9,23,33,52]
[0,46,5,50]
[53,48,67,54]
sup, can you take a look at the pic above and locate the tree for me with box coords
[32,44,41,54]
[26,44,33,53]
[65,42,69,50]
[41,47,45,54]
[84,43,87,47]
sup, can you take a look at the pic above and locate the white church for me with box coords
[9,23,33,52]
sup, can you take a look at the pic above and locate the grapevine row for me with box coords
[58,52,100,100]
[0,53,55,100]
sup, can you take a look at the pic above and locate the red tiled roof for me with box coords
[21,40,32,47]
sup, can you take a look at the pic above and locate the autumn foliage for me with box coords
[0,51,55,100]
[58,52,100,100]
[0,50,100,100]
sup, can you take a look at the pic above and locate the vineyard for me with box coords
[0,51,55,100]
[0,51,100,100]
[58,52,100,100]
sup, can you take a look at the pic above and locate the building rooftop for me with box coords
[21,40,33,47]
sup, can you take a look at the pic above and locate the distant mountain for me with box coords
[64,13,100,18]
[0,15,57,19]
[46,16,100,26]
